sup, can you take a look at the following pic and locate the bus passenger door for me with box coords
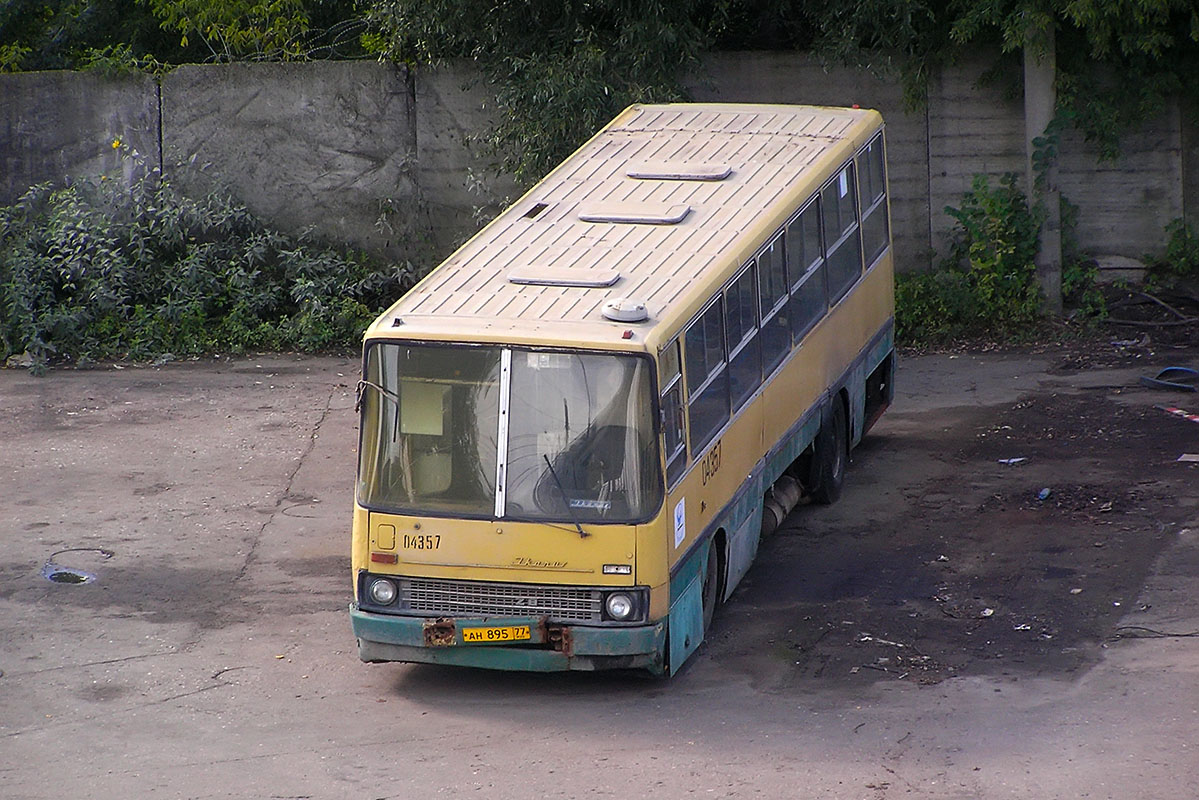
[724,499,765,600]
[667,538,711,674]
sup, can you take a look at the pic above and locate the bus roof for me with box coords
[368,102,883,353]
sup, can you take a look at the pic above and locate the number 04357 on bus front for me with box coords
[350,103,895,676]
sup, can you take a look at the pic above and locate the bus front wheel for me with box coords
[809,398,846,505]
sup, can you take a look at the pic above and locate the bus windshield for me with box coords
[358,342,663,523]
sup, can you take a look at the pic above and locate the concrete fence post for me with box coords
[1024,28,1063,316]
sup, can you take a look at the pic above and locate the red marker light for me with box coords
[622,330,633,339]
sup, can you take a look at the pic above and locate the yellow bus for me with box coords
[350,103,894,675]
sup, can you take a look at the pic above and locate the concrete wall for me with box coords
[162,62,419,261]
[1186,99,1199,225]
[925,57,1028,256]
[414,68,519,255]
[2,54,1194,274]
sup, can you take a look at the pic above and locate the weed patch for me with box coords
[1,155,415,372]
[897,173,1043,345]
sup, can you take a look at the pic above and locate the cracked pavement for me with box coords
[1,351,1196,799]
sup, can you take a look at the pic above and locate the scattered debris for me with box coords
[1111,626,1199,640]
[1037,488,1052,501]
[1139,366,1199,392]
[5,352,34,368]
[998,457,1028,465]
[1070,588,1083,595]
[857,633,907,648]
[1156,405,1199,424]
[980,608,995,618]
[1177,454,1199,462]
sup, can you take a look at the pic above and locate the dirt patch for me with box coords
[703,384,1195,691]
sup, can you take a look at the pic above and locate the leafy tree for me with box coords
[796,1,1199,157]
[146,0,310,60]
[0,0,364,70]
[0,0,199,71]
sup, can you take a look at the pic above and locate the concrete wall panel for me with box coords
[1,71,159,204]
[1057,106,1183,259]
[161,61,418,260]
[926,58,1026,260]
[1185,99,1199,228]
[414,65,519,263]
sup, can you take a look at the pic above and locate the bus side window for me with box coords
[823,163,864,304]
[684,300,730,452]
[660,340,687,487]
[856,134,889,266]
[786,200,828,342]
[725,265,761,410]
[757,237,789,376]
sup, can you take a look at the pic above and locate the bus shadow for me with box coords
[391,386,1188,700]
[388,660,668,702]
[697,391,1186,693]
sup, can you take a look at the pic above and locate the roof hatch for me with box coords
[507,267,621,288]
[626,162,732,181]
[578,203,691,225]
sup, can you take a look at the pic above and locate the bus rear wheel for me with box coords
[808,398,847,505]
[701,542,721,633]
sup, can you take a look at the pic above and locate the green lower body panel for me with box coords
[350,606,667,673]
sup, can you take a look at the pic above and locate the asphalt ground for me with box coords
[1,347,1197,799]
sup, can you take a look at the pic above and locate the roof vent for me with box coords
[626,162,732,181]
[508,268,620,288]
[579,203,690,225]
[601,298,649,323]
[523,202,551,219]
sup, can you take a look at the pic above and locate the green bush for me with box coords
[1058,195,1105,320]
[897,173,1043,344]
[0,155,415,371]
[1149,219,1199,280]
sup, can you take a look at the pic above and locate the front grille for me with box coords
[399,577,603,622]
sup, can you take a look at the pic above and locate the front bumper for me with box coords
[350,605,667,673]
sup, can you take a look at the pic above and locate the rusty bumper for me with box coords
[350,605,666,673]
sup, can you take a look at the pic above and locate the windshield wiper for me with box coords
[356,379,401,412]
[542,454,589,538]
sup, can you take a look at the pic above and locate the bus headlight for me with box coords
[605,592,636,621]
[368,577,398,605]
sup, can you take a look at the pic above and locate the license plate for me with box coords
[461,625,531,644]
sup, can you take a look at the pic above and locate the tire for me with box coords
[808,398,847,505]
[701,541,721,633]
